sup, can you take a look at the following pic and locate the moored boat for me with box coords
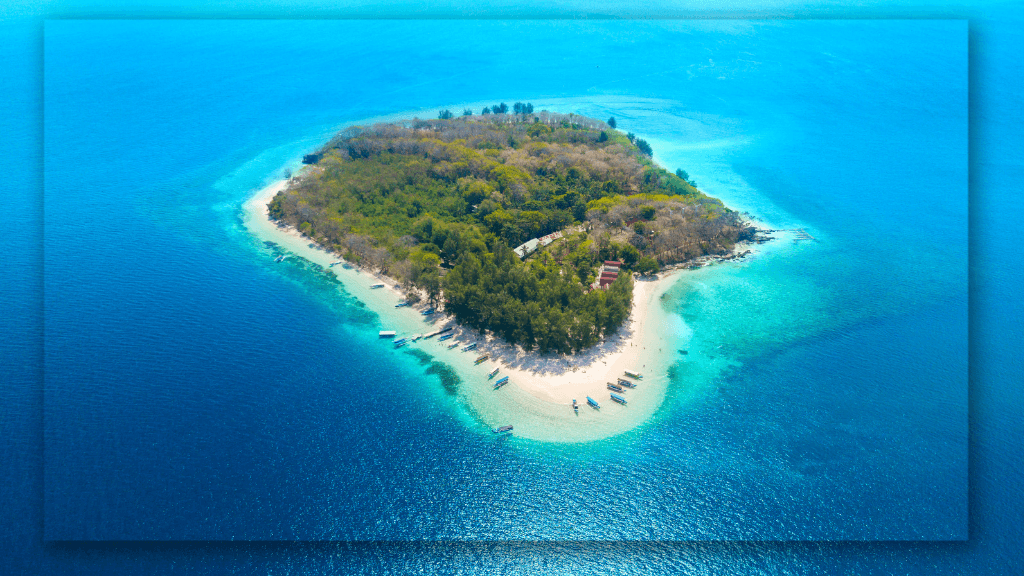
[422,308,436,315]
[493,425,513,433]
[610,392,627,405]
[370,282,385,289]
[607,383,624,392]
[393,337,407,346]
[586,396,600,409]
[438,334,453,341]
[474,354,489,365]
[493,376,509,389]
[624,369,643,379]
[617,378,636,388]
[447,343,459,349]
[378,330,397,338]
[461,342,478,352]
[572,398,578,412]
[488,367,499,378]
[395,301,410,308]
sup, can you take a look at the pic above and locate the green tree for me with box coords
[636,256,659,276]
[607,117,617,129]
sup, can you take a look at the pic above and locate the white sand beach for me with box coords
[243,176,697,442]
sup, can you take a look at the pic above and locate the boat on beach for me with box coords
[572,398,578,412]
[488,367,499,378]
[461,342,478,352]
[370,282,385,289]
[395,301,410,308]
[422,308,436,315]
[447,342,459,349]
[610,392,627,405]
[617,378,636,388]
[624,369,642,379]
[494,376,509,389]
[586,396,600,409]
[438,334,453,341]
[607,383,624,392]
[474,354,489,365]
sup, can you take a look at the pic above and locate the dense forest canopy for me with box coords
[270,109,752,354]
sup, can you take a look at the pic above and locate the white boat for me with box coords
[378,330,397,338]
[624,369,643,379]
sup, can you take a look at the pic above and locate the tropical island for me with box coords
[267,105,755,355]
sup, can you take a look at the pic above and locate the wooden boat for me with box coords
[474,354,489,365]
[617,378,636,388]
[624,369,643,379]
[610,393,627,405]
[607,383,624,393]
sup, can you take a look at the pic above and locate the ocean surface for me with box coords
[3,3,1022,574]
[41,19,966,541]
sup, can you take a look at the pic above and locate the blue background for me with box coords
[3,1,1022,575]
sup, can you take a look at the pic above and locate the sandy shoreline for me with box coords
[244,177,669,398]
[241,175,768,440]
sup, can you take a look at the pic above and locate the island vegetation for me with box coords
[270,105,753,354]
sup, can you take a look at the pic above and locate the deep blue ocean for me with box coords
[4,3,1023,576]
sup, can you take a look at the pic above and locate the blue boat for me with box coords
[610,393,627,405]
[395,341,408,348]
[461,342,478,352]
[493,376,509,389]
[395,301,410,308]
[438,334,453,341]
[393,337,407,345]
[617,378,636,388]
[493,425,513,434]
[422,308,436,315]
[586,396,600,409]
[488,367,499,378]
[607,383,624,392]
